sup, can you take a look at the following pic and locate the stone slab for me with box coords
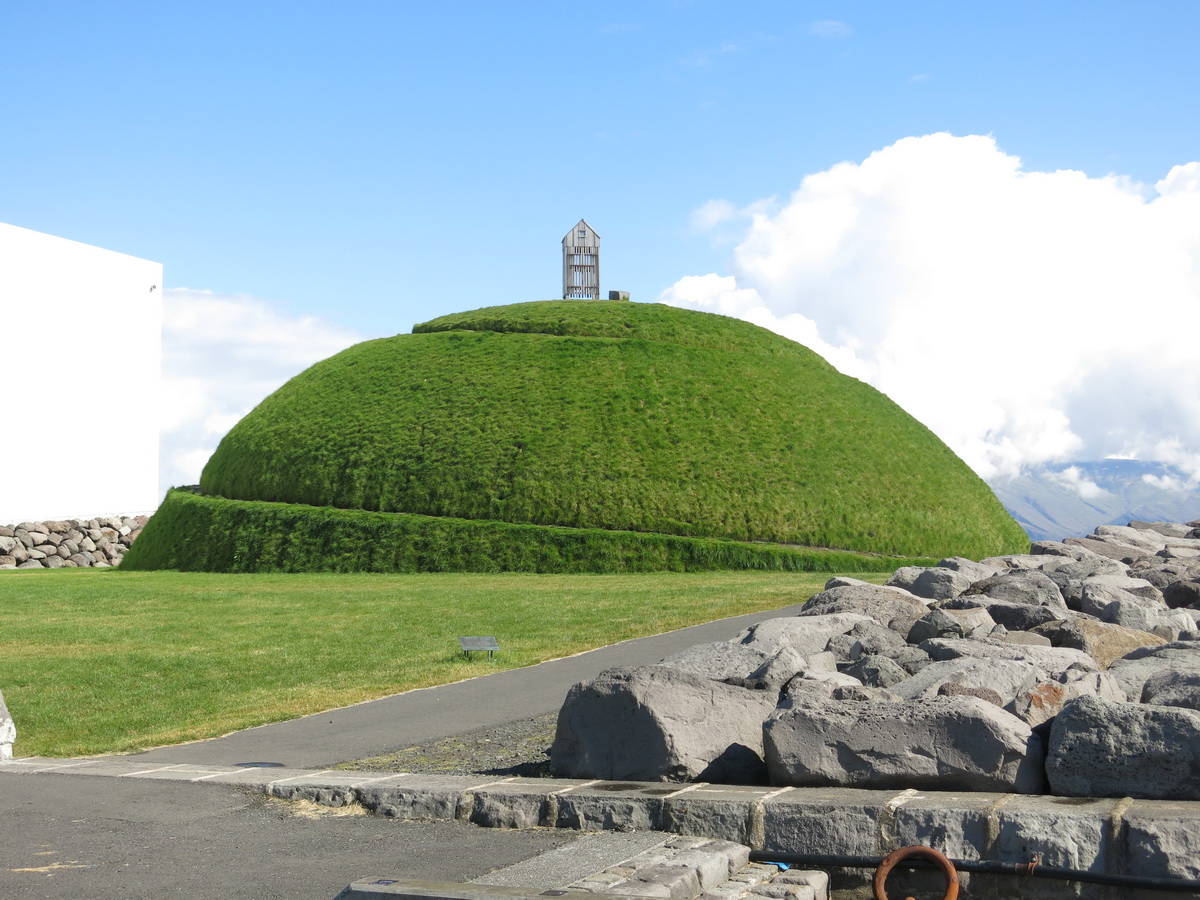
[471,832,671,888]
[664,784,782,846]
[759,787,902,857]
[1123,798,1200,880]
[891,791,1010,860]
[553,781,680,832]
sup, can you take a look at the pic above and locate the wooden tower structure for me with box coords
[562,220,600,299]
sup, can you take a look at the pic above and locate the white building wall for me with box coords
[0,223,162,522]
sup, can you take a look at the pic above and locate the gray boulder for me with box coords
[821,575,874,589]
[659,641,790,689]
[1030,618,1164,669]
[905,609,962,644]
[742,647,814,691]
[797,585,929,634]
[1095,524,1176,553]
[550,666,778,783]
[779,660,863,702]
[906,606,995,644]
[987,628,1053,648]
[1131,521,1196,538]
[937,557,1001,581]
[830,684,901,702]
[963,570,1068,611]
[889,656,1040,706]
[1106,643,1200,709]
[888,645,936,675]
[886,566,972,601]
[920,636,1099,681]
[824,620,907,662]
[1063,536,1146,563]
[779,677,838,703]
[735,613,875,657]
[1164,580,1200,609]
[942,595,1062,632]
[1099,599,1197,641]
[1007,672,1126,727]
[1141,669,1200,711]
[937,682,1004,706]
[658,640,812,691]
[763,696,1045,793]
[1079,582,1159,618]
[843,654,909,688]
[1046,694,1200,799]
[979,554,1046,570]
[1053,557,1129,580]
[1129,559,1200,591]
[1030,540,1089,559]
[1082,574,1164,604]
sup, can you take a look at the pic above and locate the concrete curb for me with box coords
[4,757,1199,894]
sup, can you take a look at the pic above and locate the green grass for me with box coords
[0,567,883,758]
[195,301,1028,562]
[124,489,936,574]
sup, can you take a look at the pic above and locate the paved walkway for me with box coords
[128,602,808,769]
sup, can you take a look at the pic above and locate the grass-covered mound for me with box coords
[132,301,1027,571]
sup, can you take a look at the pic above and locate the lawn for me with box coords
[0,567,881,758]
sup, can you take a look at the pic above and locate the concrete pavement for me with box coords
[0,772,571,900]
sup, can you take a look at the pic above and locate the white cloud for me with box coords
[159,289,364,495]
[690,199,742,231]
[1046,465,1110,501]
[1143,472,1192,492]
[663,133,1200,482]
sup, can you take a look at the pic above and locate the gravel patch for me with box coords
[335,713,560,778]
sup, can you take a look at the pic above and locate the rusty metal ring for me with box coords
[873,845,960,900]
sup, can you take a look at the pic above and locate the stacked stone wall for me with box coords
[0,516,146,569]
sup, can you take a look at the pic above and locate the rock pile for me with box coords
[0,516,147,569]
[551,520,1200,800]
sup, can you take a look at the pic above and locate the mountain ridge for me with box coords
[989,459,1200,542]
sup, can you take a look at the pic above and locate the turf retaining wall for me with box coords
[122,490,933,575]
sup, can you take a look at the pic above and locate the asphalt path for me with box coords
[130,601,808,769]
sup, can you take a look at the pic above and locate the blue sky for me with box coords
[4,1,1200,497]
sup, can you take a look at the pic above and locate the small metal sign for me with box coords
[458,636,499,658]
